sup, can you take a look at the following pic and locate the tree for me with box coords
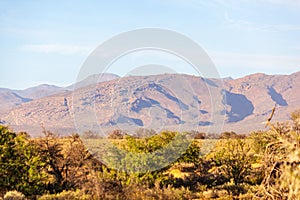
[36,130,99,193]
[104,131,200,188]
[0,126,47,196]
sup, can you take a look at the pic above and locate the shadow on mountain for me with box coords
[268,86,288,106]
[148,83,189,110]
[200,110,208,114]
[198,121,212,126]
[201,78,218,87]
[131,97,184,124]
[12,92,32,103]
[223,91,254,122]
[131,97,159,112]
[164,108,184,124]
[115,115,144,126]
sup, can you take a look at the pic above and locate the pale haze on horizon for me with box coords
[0,0,300,89]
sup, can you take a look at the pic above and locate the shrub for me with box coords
[256,110,300,199]
[189,131,206,139]
[219,131,244,139]
[107,129,126,139]
[38,190,91,200]
[211,139,257,185]
[124,182,197,200]
[3,191,25,200]
[291,109,300,122]
[81,130,100,139]
[134,128,156,138]
[213,111,300,198]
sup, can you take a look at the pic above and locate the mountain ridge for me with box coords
[0,71,299,136]
[0,73,120,112]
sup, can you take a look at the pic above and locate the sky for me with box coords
[0,0,300,89]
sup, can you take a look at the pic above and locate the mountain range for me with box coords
[0,71,299,136]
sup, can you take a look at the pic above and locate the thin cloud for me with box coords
[208,50,300,76]
[156,0,221,10]
[256,0,300,7]
[227,0,300,8]
[21,44,93,55]
[224,12,300,32]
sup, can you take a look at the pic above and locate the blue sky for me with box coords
[1,0,300,89]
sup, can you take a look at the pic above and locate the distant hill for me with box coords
[1,71,299,136]
[0,89,32,111]
[65,73,120,90]
[14,84,65,99]
[0,73,120,112]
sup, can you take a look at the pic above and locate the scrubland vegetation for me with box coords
[1,110,300,199]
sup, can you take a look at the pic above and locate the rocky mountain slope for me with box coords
[0,73,119,112]
[0,72,299,136]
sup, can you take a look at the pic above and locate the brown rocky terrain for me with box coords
[0,71,299,136]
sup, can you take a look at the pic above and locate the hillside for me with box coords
[1,71,299,136]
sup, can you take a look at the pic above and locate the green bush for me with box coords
[105,131,193,172]
[0,126,48,196]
